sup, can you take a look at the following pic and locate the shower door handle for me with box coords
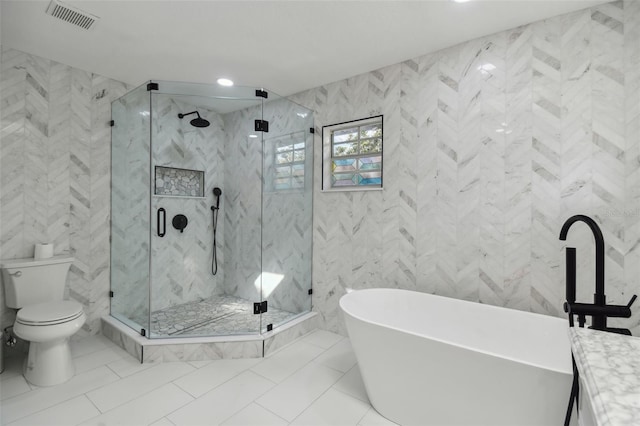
[157,208,166,237]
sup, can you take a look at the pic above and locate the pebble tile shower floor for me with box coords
[132,295,295,336]
[0,330,398,425]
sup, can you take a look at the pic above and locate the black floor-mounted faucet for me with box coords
[560,215,637,426]
[559,214,636,334]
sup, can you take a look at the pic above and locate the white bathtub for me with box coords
[340,288,573,426]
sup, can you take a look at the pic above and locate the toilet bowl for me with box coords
[1,256,85,386]
[13,301,86,386]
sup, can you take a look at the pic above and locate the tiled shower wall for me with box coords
[291,0,640,334]
[0,47,129,332]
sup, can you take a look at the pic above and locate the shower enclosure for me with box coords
[110,80,313,338]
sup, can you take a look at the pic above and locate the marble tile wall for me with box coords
[4,0,639,340]
[290,0,640,335]
[0,46,129,333]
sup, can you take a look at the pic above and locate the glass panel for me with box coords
[110,83,151,334]
[292,164,305,176]
[358,156,382,170]
[292,175,305,188]
[332,159,357,172]
[332,127,358,143]
[333,142,357,157]
[276,152,293,164]
[276,142,293,152]
[275,166,291,178]
[359,171,382,179]
[261,91,313,332]
[359,138,382,154]
[332,173,356,186]
[359,176,382,185]
[360,123,382,138]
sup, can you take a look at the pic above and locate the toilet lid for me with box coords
[16,301,84,326]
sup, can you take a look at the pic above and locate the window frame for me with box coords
[321,115,384,192]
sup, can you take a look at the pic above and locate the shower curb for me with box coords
[101,312,318,363]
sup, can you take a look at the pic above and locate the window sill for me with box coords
[321,186,383,193]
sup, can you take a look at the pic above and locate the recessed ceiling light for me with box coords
[217,78,234,87]
[452,0,472,3]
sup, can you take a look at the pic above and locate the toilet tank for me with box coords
[1,256,74,308]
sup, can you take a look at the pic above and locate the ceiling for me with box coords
[1,0,608,97]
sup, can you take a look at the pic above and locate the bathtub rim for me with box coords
[340,288,572,375]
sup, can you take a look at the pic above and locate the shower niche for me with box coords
[109,80,314,351]
[154,166,205,197]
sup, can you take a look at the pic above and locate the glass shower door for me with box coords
[110,83,151,334]
[260,93,314,331]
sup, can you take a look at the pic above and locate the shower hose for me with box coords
[211,204,219,275]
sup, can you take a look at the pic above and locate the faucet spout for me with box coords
[559,215,606,329]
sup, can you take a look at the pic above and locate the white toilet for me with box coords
[1,256,86,386]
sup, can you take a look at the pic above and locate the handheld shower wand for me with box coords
[211,187,222,275]
[212,187,222,210]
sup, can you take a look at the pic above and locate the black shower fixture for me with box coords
[172,214,188,233]
[178,111,210,128]
[212,187,222,210]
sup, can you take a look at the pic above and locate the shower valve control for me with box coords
[172,214,188,233]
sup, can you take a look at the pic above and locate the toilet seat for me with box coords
[16,301,84,326]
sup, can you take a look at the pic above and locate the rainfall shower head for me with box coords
[178,111,210,128]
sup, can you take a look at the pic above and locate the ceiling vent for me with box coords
[45,0,99,30]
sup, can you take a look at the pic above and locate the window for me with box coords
[322,115,383,191]
[269,131,306,191]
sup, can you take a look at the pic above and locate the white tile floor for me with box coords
[0,330,398,426]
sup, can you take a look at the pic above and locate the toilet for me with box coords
[1,256,85,386]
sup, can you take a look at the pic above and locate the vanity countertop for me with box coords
[570,327,640,426]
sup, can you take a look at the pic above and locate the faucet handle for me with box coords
[627,295,637,308]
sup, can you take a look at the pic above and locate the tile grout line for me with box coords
[252,398,295,424]
[251,342,327,384]
[171,365,275,399]
[81,393,104,422]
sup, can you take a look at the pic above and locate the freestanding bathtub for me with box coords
[340,288,573,426]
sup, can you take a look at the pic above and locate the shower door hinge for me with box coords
[255,89,268,99]
[253,301,268,314]
[310,127,315,134]
[308,289,313,295]
[109,291,114,298]
[266,324,273,332]
[254,120,269,133]
[147,82,159,91]
[110,120,115,127]
[140,328,146,337]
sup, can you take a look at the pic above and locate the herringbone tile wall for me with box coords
[0,46,129,332]
[2,1,640,339]
[291,0,640,335]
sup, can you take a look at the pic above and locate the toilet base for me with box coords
[24,338,74,386]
